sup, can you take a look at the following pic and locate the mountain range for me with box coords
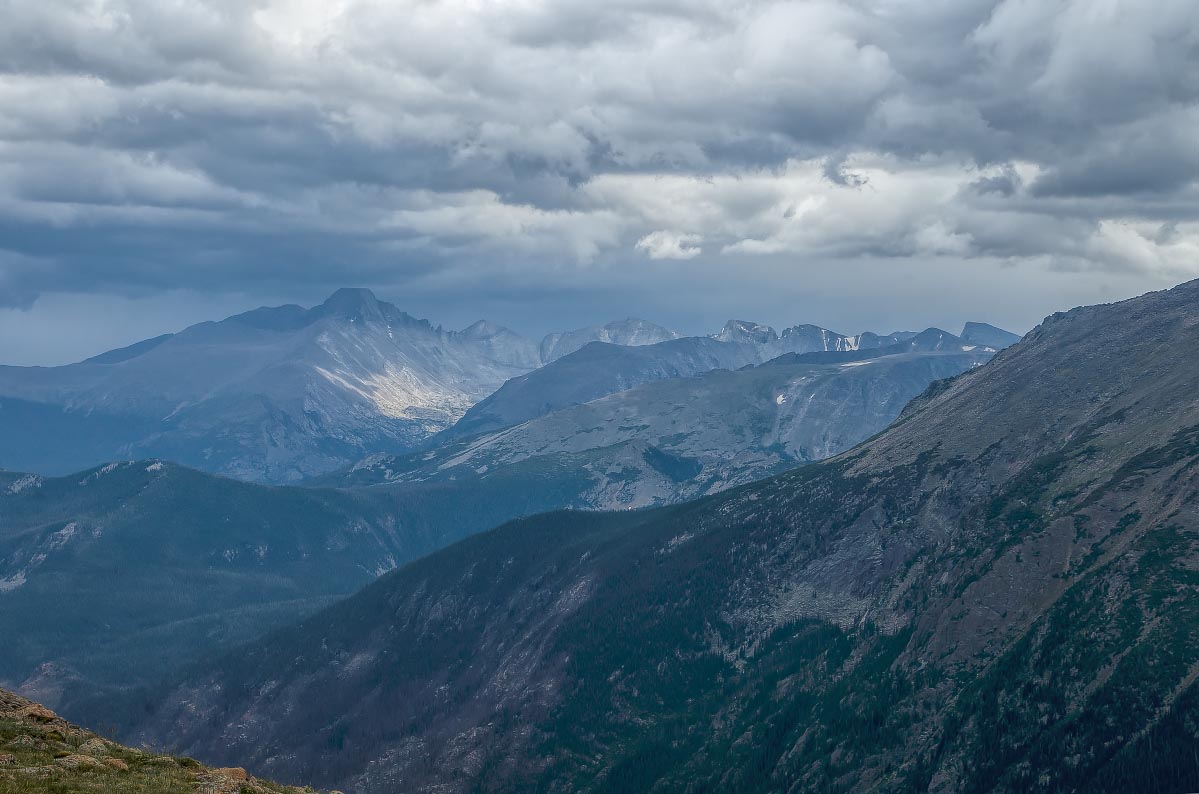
[444,323,1007,440]
[539,318,682,363]
[110,280,1199,793]
[0,461,411,707]
[324,340,994,510]
[0,289,1016,484]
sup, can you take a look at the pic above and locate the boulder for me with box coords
[78,737,110,756]
[55,754,103,770]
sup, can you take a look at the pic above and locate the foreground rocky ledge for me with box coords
[0,688,313,794]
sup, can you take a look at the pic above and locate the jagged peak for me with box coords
[713,319,778,344]
[779,323,834,335]
[318,287,383,316]
[313,288,428,329]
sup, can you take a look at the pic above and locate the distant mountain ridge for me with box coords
[444,336,763,439]
[539,318,681,362]
[0,289,542,482]
[0,289,1019,484]
[961,320,1023,349]
[326,345,994,510]
[714,317,902,354]
[447,322,1013,439]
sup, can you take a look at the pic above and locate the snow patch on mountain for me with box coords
[0,572,26,593]
[6,475,42,495]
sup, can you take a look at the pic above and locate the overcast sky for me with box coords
[1,0,1197,364]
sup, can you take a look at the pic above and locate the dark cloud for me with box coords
[0,0,1197,362]
[969,165,1021,197]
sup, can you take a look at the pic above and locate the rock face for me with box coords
[0,288,541,483]
[120,282,1199,793]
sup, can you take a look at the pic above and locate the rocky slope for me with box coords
[116,282,1194,793]
[0,687,308,793]
[0,289,540,483]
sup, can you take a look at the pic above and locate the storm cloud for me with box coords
[1,0,1197,362]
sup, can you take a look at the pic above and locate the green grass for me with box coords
[0,715,310,794]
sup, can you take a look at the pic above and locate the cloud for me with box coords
[636,231,702,260]
[0,0,1197,360]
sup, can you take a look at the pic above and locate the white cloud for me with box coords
[636,230,703,260]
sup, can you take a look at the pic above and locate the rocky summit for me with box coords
[115,280,1199,793]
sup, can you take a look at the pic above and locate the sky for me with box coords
[1,0,1197,365]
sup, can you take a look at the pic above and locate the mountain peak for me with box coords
[904,327,962,351]
[313,287,430,329]
[318,287,384,317]
[713,319,778,344]
[960,321,1022,349]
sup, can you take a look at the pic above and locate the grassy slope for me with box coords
[0,688,310,794]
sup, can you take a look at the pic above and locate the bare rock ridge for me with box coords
[118,280,1199,793]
